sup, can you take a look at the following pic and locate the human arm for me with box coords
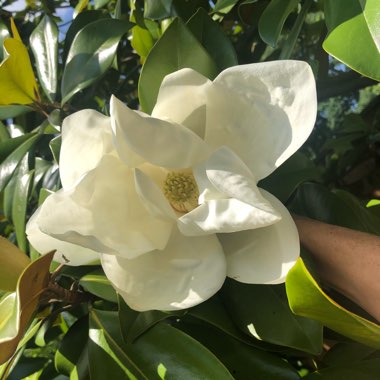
[292,215,380,323]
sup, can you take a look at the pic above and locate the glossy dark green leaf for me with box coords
[7,357,47,380]
[139,18,218,113]
[280,0,312,59]
[286,258,380,349]
[221,280,323,354]
[30,15,58,101]
[258,0,300,47]
[189,296,279,351]
[63,10,110,61]
[12,155,34,252]
[61,19,132,104]
[322,342,376,366]
[304,359,380,379]
[55,317,89,376]
[90,309,234,379]
[177,322,300,380]
[290,183,380,235]
[144,0,173,19]
[0,133,35,163]
[80,269,117,303]
[187,8,238,71]
[0,134,39,192]
[49,135,61,164]
[3,174,17,219]
[323,0,380,81]
[0,105,31,120]
[259,153,322,203]
[0,21,10,61]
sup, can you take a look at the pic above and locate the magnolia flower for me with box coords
[27,60,317,311]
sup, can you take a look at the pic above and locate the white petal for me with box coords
[152,68,211,138]
[201,147,278,214]
[101,229,226,311]
[37,155,173,259]
[178,198,280,236]
[134,168,176,221]
[26,208,99,266]
[110,95,209,168]
[206,60,317,180]
[220,190,300,284]
[60,109,114,189]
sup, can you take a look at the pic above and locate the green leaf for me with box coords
[323,0,380,81]
[0,21,10,62]
[12,155,34,252]
[0,134,39,192]
[177,322,300,380]
[286,258,380,349]
[139,18,218,114]
[30,16,59,102]
[55,317,88,376]
[187,8,238,71]
[221,280,323,354]
[259,153,322,203]
[49,136,61,164]
[189,296,279,351]
[89,309,234,379]
[94,0,111,8]
[0,133,35,163]
[63,10,110,61]
[322,342,376,366]
[258,0,300,47]
[0,252,54,364]
[0,105,31,120]
[280,0,312,59]
[305,359,380,379]
[61,19,133,104]
[130,25,155,61]
[212,0,240,14]
[0,20,39,105]
[144,0,173,19]
[360,0,380,51]
[290,183,380,235]
[7,357,47,380]
[80,269,117,303]
[0,237,30,292]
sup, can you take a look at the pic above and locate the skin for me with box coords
[292,215,380,323]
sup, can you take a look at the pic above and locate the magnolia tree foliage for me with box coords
[0,0,379,379]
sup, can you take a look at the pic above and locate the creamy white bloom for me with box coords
[27,60,317,311]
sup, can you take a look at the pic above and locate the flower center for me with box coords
[163,171,199,213]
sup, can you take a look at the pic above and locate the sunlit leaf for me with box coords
[0,19,39,105]
[221,280,323,355]
[61,19,133,104]
[30,16,58,101]
[323,0,380,80]
[0,134,39,192]
[55,317,88,376]
[0,251,54,364]
[286,258,380,349]
[0,238,30,292]
[89,309,234,379]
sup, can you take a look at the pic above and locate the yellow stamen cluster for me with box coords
[163,171,199,213]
